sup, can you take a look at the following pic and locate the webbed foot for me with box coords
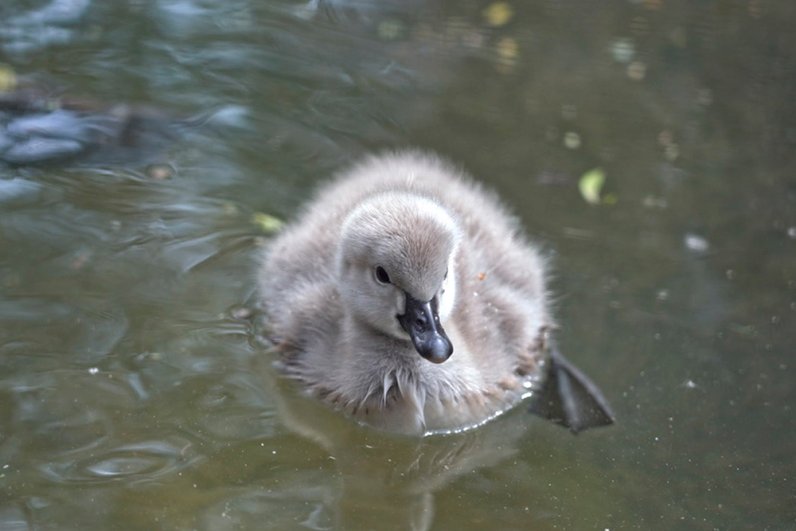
[528,345,615,434]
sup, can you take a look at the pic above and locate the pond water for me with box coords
[1,0,794,529]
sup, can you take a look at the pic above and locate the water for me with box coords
[1,0,794,529]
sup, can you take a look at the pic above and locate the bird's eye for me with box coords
[374,266,391,285]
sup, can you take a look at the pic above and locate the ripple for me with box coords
[0,503,30,531]
[0,367,160,474]
[198,476,334,531]
[40,437,201,485]
[0,298,128,364]
[85,456,160,478]
[0,0,89,57]
[191,373,278,441]
[0,178,41,206]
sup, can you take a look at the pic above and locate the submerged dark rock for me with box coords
[0,90,192,166]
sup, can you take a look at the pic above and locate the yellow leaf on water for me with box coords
[252,212,284,233]
[0,64,17,92]
[579,168,606,205]
[483,2,514,27]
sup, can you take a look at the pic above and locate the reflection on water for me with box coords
[1,0,794,529]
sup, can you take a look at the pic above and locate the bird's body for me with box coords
[259,151,612,435]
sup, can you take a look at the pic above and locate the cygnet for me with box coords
[258,151,614,435]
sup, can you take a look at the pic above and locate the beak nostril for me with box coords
[398,293,453,363]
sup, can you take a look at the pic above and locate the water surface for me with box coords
[1,0,794,529]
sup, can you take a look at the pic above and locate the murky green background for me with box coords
[1,0,794,529]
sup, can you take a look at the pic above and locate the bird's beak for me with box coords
[397,292,453,364]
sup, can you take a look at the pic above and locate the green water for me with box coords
[1,1,794,529]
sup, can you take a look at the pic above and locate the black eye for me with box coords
[375,266,391,285]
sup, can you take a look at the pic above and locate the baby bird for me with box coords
[258,151,613,436]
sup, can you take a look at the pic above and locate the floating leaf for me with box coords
[483,2,514,27]
[0,64,17,92]
[578,168,605,205]
[251,212,284,233]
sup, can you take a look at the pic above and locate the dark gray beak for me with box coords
[397,292,453,364]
